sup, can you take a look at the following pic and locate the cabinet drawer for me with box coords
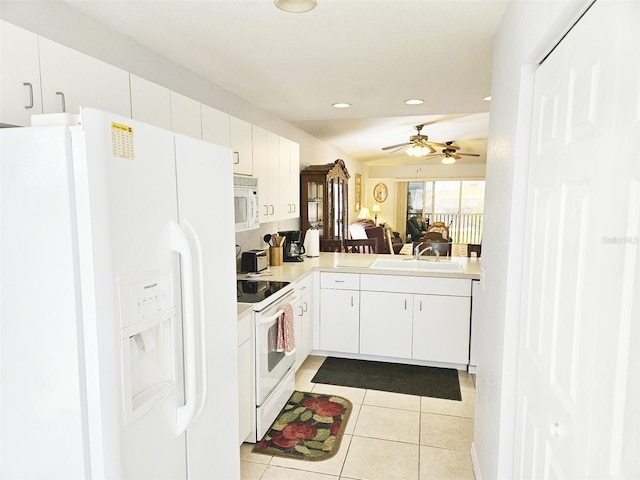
[360,274,470,297]
[320,272,360,290]
[296,273,313,295]
[237,310,252,346]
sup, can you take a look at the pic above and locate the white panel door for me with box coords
[514,2,640,479]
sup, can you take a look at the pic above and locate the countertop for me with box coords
[237,252,481,283]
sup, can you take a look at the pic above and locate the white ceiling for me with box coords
[63,0,510,166]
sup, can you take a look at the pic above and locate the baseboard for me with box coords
[471,442,482,480]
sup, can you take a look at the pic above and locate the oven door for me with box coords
[254,291,297,406]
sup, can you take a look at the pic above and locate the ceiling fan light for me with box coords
[332,102,351,109]
[441,156,456,165]
[404,99,424,105]
[274,0,317,13]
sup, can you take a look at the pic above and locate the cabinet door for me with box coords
[412,295,471,364]
[130,74,171,130]
[320,289,359,353]
[266,132,281,218]
[289,140,300,218]
[360,291,413,358]
[170,92,202,138]
[237,339,252,443]
[293,295,305,371]
[277,137,300,220]
[252,126,270,221]
[201,104,230,147]
[230,116,253,175]
[0,21,43,126]
[279,137,293,218]
[39,37,131,117]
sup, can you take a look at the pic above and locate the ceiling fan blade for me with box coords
[387,145,409,154]
[426,142,459,150]
[382,142,411,151]
[457,153,481,157]
[451,154,462,160]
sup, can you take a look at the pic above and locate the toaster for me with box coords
[241,249,269,273]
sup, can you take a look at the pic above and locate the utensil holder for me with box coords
[269,246,283,266]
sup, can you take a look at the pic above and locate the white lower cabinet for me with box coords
[347,273,472,366]
[319,273,360,354]
[237,309,253,444]
[294,274,313,370]
[412,294,471,364]
[360,291,412,358]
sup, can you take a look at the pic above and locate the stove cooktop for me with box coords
[236,280,291,306]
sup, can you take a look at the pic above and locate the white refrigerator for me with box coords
[0,108,240,479]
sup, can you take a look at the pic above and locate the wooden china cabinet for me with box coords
[300,159,350,241]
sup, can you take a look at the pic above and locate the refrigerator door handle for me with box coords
[181,219,208,421]
[170,220,198,435]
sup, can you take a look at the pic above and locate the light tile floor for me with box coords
[240,356,476,480]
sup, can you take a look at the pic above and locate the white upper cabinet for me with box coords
[278,137,300,220]
[130,74,171,130]
[38,37,131,118]
[0,21,43,126]
[201,104,230,147]
[230,116,253,176]
[265,131,282,219]
[170,92,202,138]
[252,126,270,221]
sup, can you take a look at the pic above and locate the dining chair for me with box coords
[344,238,377,254]
[320,238,343,252]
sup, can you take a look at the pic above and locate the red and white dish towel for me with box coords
[276,303,295,355]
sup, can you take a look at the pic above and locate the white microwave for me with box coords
[234,175,260,232]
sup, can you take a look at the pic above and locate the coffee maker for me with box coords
[279,230,305,262]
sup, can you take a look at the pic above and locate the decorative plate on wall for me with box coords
[373,182,388,203]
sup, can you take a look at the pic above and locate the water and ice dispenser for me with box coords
[118,265,176,424]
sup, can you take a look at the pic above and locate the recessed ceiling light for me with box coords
[332,102,351,109]
[404,99,424,105]
[274,0,317,13]
[483,96,492,101]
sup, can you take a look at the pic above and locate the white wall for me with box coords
[472,1,591,479]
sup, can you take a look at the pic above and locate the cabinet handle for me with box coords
[404,299,407,310]
[334,280,345,283]
[23,82,34,109]
[264,205,269,216]
[233,151,240,165]
[298,305,304,316]
[56,91,66,113]
[351,296,354,307]
[292,203,296,213]
[270,205,275,215]
[419,301,423,312]
[303,301,308,312]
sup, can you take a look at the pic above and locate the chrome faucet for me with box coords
[413,242,440,261]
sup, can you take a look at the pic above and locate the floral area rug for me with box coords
[252,391,352,461]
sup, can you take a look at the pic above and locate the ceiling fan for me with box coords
[381,124,452,157]
[423,142,481,164]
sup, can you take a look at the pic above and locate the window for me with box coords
[405,180,485,244]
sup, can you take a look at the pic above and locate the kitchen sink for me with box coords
[369,258,464,272]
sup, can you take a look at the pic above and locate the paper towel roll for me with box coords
[304,228,320,257]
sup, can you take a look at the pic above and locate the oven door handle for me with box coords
[257,294,300,325]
